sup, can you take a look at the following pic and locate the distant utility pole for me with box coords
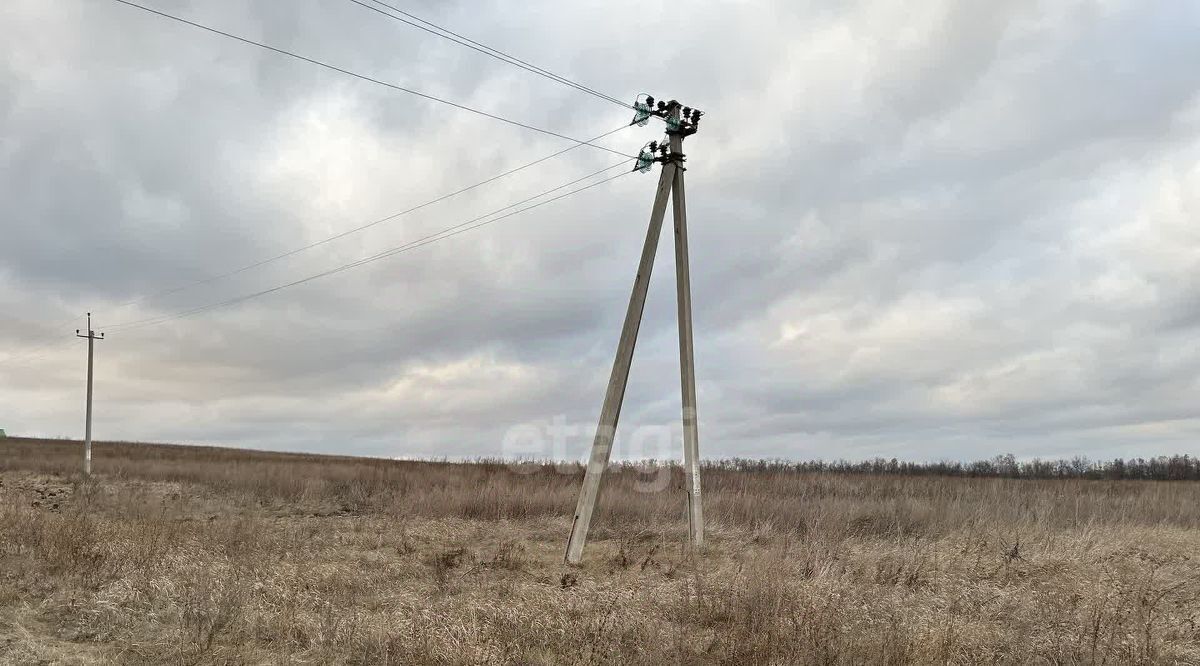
[565,98,705,564]
[76,313,104,476]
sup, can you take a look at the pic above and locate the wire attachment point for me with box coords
[631,94,653,127]
[640,95,704,137]
[634,141,657,173]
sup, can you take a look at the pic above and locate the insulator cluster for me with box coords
[631,94,703,136]
[633,137,687,172]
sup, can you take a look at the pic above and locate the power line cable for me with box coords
[105,0,635,158]
[111,166,631,331]
[4,4,639,367]
[112,123,634,311]
[109,162,634,332]
[0,335,77,370]
[3,113,634,360]
[0,315,86,369]
[361,0,628,107]
[347,0,629,109]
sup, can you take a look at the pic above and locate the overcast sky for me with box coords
[1,0,1198,462]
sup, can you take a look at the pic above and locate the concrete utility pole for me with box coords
[566,99,705,564]
[670,126,704,546]
[76,313,104,476]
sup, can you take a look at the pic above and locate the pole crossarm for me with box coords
[566,98,705,564]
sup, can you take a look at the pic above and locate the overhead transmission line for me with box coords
[0,327,82,370]
[346,0,629,109]
[113,123,634,311]
[105,0,634,159]
[7,1,643,360]
[3,90,638,362]
[108,161,635,332]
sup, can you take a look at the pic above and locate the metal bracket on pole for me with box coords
[566,98,705,564]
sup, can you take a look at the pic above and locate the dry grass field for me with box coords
[2,437,1199,664]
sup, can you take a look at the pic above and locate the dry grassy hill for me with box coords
[1,437,1198,664]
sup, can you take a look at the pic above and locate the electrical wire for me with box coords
[360,0,628,107]
[110,166,632,331]
[112,124,634,311]
[0,117,635,360]
[0,340,74,372]
[105,0,635,158]
[348,0,629,109]
[108,163,634,332]
[4,3,643,367]
[0,336,76,369]
[0,315,85,370]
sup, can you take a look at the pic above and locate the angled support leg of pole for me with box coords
[565,160,678,565]
[670,137,704,547]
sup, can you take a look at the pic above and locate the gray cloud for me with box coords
[2,0,1198,462]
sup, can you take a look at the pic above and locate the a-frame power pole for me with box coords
[566,99,704,564]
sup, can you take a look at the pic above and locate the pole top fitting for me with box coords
[631,93,704,138]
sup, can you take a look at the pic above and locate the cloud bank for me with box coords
[2,0,1198,461]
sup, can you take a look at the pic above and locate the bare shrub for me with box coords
[176,563,249,662]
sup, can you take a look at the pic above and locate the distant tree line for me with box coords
[705,454,1200,481]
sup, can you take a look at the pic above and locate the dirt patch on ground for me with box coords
[2,472,75,512]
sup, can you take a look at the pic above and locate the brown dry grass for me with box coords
[1,437,1199,664]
